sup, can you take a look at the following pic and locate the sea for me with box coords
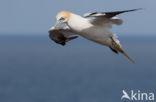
[0,34,156,102]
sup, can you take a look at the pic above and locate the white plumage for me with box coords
[49,9,141,63]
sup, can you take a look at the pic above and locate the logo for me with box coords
[121,90,155,101]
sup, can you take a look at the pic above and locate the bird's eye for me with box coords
[59,17,65,21]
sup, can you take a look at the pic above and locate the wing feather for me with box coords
[84,8,141,18]
[84,9,141,26]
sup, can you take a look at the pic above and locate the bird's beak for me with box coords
[54,20,61,29]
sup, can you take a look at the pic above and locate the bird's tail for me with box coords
[111,36,135,63]
[119,48,136,63]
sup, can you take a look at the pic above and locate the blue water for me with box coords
[0,35,156,102]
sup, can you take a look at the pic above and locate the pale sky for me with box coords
[1,0,156,35]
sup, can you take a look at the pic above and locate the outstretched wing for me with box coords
[49,26,78,46]
[83,9,141,26]
[84,8,141,18]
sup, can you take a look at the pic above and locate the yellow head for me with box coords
[54,11,71,28]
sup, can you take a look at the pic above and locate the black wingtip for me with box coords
[130,8,143,11]
[120,8,143,13]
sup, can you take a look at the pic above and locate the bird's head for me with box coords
[54,11,71,28]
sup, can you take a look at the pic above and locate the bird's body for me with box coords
[80,26,112,46]
[56,12,117,46]
[49,9,141,63]
[68,13,92,32]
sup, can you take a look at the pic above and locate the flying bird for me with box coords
[49,9,141,63]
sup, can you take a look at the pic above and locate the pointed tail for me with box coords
[111,37,135,63]
[120,49,136,63]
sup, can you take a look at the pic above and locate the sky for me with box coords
[1,0,156,35]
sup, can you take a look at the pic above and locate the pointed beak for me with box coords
[54,20,61,29]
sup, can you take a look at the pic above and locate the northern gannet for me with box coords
[49,9,141,63]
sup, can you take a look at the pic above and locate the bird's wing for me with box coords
[49,26,78,46]
[83,9,141,26]
[84,9,140,18]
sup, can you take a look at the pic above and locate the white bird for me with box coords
[49,9,141,63]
